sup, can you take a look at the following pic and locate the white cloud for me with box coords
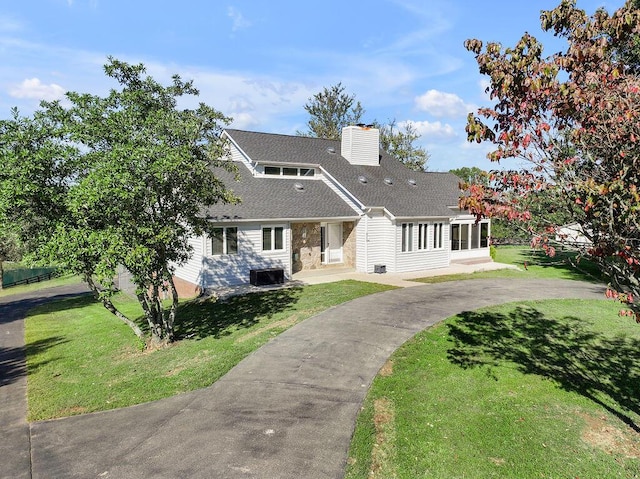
[415,89,476,118]
[0,15,23,33]
[230,112,259,129]
[66,0,99,8]
[227,7,251,32]
[9,78,66,101]
[409,120,456,139]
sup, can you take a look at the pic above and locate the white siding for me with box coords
[174,236,205,285]
[357,210,395,273]
[199,222,291,287]
[394,221,450,273]
[341,126,380,166]
[226,136,255,169]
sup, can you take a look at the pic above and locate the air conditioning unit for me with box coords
[250,268,285,286]
[374,264,386,274]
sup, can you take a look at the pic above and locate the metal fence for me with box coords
[2,267,58,288]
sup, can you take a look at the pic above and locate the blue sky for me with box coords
[0,0,622,171]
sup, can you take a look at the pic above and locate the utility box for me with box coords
[374,264,386,274]
[250,268,285,286]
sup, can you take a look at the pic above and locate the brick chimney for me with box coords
[341,125,380,166]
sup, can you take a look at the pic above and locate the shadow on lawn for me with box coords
[174,287,303,340]
[0,292,88,387]
[0,336,68,387]
[522,248,603,283]
[447,306,640,432]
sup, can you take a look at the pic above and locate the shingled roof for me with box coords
[203,163,359,221]
[206,129,463,220]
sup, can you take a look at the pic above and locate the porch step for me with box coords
[292,267,355,279]
[450,258,494,266]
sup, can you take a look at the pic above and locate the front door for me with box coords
[325,223,343,264]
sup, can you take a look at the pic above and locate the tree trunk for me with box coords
[84,274,145,341]
[164,272,179,342]
[136,289,162,344]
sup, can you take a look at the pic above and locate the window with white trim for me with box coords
[451,221,489,250]
[418,223,429,250]
[211,227,238,255]
[401,223,414,252]
[263,166,315,177]
[433,222,444,249]
[481,223,489,247]
[451,224,461,251]
[262,226,285,251]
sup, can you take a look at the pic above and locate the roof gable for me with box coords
[224,129,462,218]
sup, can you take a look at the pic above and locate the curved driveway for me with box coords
[2,279,605,479]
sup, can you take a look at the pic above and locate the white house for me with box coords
[172,126,490,296]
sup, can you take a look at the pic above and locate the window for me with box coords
[262,226,285,251]
[451,224,460,251]
[471,223,479,249]
[470,222,490,249]
[262,166,315,177]
[480,223,489,247]
[401,223,414,252]
[451,222,489,251]
[418,223,428,250]
[460,224,469,249]
[211,227,238,255]
[418,222,444,250]
[264,166,281,175]
[433,223,443,249]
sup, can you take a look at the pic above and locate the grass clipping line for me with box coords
[370,397,397,479]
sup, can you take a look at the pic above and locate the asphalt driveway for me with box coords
[1,279,605,479]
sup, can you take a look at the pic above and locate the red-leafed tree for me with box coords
[463,0,640,320]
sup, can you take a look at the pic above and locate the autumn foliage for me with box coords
[463,0,640,320]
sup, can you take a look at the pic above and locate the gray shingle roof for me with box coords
[203,162,359,221]
[222,129,462,219]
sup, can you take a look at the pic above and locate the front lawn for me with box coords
[25,280,395,420]
[346,299,640,479]
[413,245,604,284]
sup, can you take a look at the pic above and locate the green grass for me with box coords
[0,273,83,298]
[25,280,396,420]
[412,245,604,284]
[346,299,640,479]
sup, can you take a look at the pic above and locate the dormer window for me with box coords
[262,166,315,177]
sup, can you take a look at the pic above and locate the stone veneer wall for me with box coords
[291,221,357,273]
[291,222,322,273]
[343,221,356,268]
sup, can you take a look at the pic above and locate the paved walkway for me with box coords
[1,278,605,479]
[0,284,91,479]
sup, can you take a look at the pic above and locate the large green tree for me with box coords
[299,83,364,140]
[0,58,237,346]
[449,166,487,185]
[301,84,430,170]
[377,119,430,171]
[0,228,22,290]
[463,0,640,320]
